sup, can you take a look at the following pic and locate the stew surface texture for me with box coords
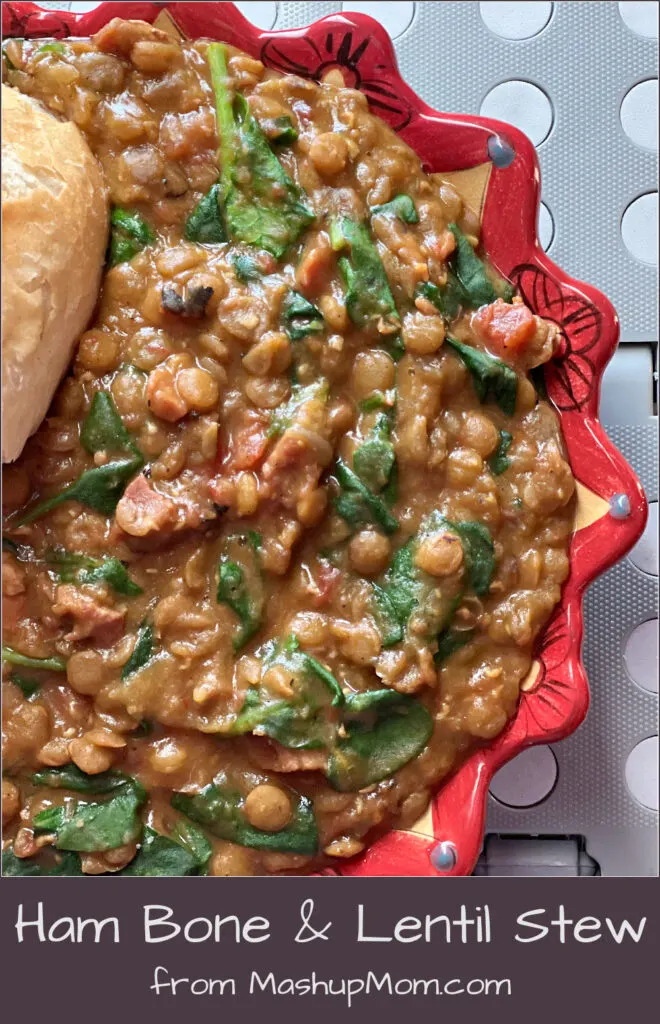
[1,19,575,876]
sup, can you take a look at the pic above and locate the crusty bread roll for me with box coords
[1,83,109,462]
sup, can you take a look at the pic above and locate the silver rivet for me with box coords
[487,134,516,168]
[609,493,632,519]
[430,841,457,872]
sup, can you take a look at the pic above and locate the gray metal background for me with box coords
[29,1,660,874]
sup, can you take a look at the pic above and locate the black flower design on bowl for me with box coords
[261,29,413,131]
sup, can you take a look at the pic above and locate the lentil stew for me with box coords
[1,19,575,876]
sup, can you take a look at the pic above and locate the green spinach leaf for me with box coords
[36,41,66,56]
[14,391,143,526]
[530,364,547,399]
[333,458,399,535]
[371,194,418,224]
[422,512,495,597]
[353,412,396,493]
[132,719,153,738]
[2,646,66,673]
[172,781,319,855]
[488,429,513,476]
[446,336,518,417]
[231,633,342,747]
[435,627,475,664]
[303,651,344,707]
[216,532,264,651]
[231,251,263,281]
[46,549,142,596]
[170,819,213,871]
[372,512,493,646]
[184,184,226,244]
[415,274,466,321]
[11,673,41,698]
[268,379,328,438]
[448,223,514,307]
[2,45,18,71]
[209,43,313,259]
[14,457,142,526]
[109,207,155,267]
[231,686,329,750]
[328,691,433,791]
[2,848,82,876]
[33,778,146,853]
[32,764,135,794]
[375,539,419,633]
[267,634,343,708]
[370,584,404,647]
[121,621,155,681]
[81,392,139,458]
[359,389,396,413]
[281,291,324,341]
[120,825,210,876]
[330,217,400,334]
[268,115,299,145]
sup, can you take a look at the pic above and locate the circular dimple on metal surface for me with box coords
[618,2,659,38]
[624,619,659,694]
[235,2,279,30]
[480,81,554,147]
[341,2,416,39]
[489,745,558,807]
[487,134,516,168]
[620,79,659,152]
[621,192,659,266]
[629,500,659,576]
[609,492,632,519]
[430,840,457,872]
[538,201,555,251]
[480,1,553,40]
[625,736,659,811]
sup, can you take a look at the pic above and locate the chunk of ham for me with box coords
[226,413,270,472]
[93,17,171,56]
[308,561,341,608]
[159,109,216,162]
[115,474,178,538]
[53,584,125,646]
[2,553,25,597]
[261,427,332,512]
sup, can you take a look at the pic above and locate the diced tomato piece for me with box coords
[217,412,270,473]
[310,560,341,608]
[429,229,456,262]
[473,299,537,352]
[230,423,269,471]
[256,252,278,274]
[296,235,333,293]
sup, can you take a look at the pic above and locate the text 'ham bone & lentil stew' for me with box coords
[1,18,575,876]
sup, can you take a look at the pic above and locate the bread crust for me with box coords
[1,83,109,462]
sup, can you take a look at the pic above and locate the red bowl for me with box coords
[3,1,649,876]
